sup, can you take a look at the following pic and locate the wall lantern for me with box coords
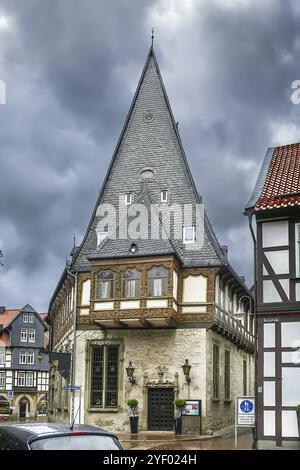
[36,353,43,362]
[181,359,191,384]
[126,361,136,384]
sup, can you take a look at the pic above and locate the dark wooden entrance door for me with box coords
[148,388,174,431]
[19,399,28,418]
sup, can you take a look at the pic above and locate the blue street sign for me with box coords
[63,386,81,391]
[240,399,254,413]
[7,391,14,401]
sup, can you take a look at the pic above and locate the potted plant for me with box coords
[296,404,300,439]
[174,399,186,435]
[127,399,139,434]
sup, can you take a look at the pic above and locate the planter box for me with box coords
[129,416,139,434]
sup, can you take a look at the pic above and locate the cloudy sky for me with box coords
[0,0,300,311]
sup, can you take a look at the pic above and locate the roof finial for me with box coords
[73,234,76,248]
[151,28,154,48]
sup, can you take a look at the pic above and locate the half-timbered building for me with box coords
[47,46,254,434]
[245,143,300,449]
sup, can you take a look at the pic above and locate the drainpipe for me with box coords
[67,268,77,425]
[248,213,258,450]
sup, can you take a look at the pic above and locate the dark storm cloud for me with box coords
[0,0,300,309]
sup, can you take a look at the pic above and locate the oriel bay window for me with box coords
[123,269,140,298]
[96,271,114,299]
[148,267,168,296]
[90,344,119,408]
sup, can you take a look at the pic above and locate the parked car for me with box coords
[0,423,124,450]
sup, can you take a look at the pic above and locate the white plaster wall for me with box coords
[183,275,207,303]
[74,328,207,432]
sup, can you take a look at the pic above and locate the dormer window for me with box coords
[23,313,28,323]
[125,193,132,206]
[97,231,108,246]
[161,190,168,203]
[183,226,195,244]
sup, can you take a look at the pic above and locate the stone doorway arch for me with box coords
[18,396,30,419]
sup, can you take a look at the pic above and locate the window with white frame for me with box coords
[28,329,36,343]
[0,347,5,365]
[18,372,25,387]
[29,314,34,323]
[161,190,168,203]
[27,352,34,365]
[0,371,5,387]
[20,329,28,343]
[295,223,300,277]
[125,193,132,205]
[97,230,108,246]
[19,351,26,364]
[183,226,195,244]
[23,313,28,323]
[26,372,34,387]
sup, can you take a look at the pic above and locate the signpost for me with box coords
[7,391,14,416]
[181,400,202,434]
[235,396,255,448]
[63,386,82,424]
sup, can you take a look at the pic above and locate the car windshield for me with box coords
[30,434,120,450]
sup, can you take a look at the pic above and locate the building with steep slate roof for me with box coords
[47,45,254,433]
[0,304,49,419]
[245,143,300,449]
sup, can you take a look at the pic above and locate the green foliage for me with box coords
[296,403,300,412]
[174,399,186,409]
[127,399,139,409]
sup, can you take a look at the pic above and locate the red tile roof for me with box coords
[0,310,19,346]
[255,143,300,211]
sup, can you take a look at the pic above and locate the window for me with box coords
[23,313,28,323]
[90,345,119,408]
[18,372,25,387]
[183,226,195,244]
[28,329,36,343]
[148,267,168,297]
[19,351,26,365]
[20,329,27,343]
[125,193,132,205]
[29,314,34,323]
[295,223,300,277]
[96,271,114,300]
[161,190,168,203]
[243,359,247,395]
[123,269,141,298]
[27,352,34,365]
[97,231,108,246]
[26,372,34,387]
[0,347,5,365]
[213,344,220,399]
[0,372,5,387]
[224,350,230,400]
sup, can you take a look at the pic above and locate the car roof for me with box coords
[0,422,118,442]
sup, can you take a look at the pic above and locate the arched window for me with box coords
[96,271,114,300]
[148,267,168,297]
[123,269,141,298]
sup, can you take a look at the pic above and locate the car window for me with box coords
[0,432,11,450]
[30,434,121,450]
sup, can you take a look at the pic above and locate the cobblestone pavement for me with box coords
[120,431,253,450]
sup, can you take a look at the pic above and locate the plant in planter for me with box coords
[127,399,139,434]
[174,399,186,435]
[296,404,300,439]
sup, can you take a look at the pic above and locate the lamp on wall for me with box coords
[126,361,136,384]
[181,359,191,384]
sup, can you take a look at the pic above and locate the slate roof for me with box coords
[72,46,227,270]
[246,143,300,212]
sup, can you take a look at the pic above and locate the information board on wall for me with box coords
[181,400,201,417]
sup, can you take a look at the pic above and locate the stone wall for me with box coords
[74,327,207,433]
[204,329,254,432]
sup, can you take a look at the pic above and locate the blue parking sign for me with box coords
[7,391,14,401]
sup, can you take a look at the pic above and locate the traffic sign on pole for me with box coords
[7,390,14,401]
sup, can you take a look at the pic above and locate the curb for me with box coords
[118,434,221,444]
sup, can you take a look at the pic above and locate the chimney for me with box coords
[0,306,5,314]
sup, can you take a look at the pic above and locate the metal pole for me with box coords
[235,398,238,448]
[67,268,77,425]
